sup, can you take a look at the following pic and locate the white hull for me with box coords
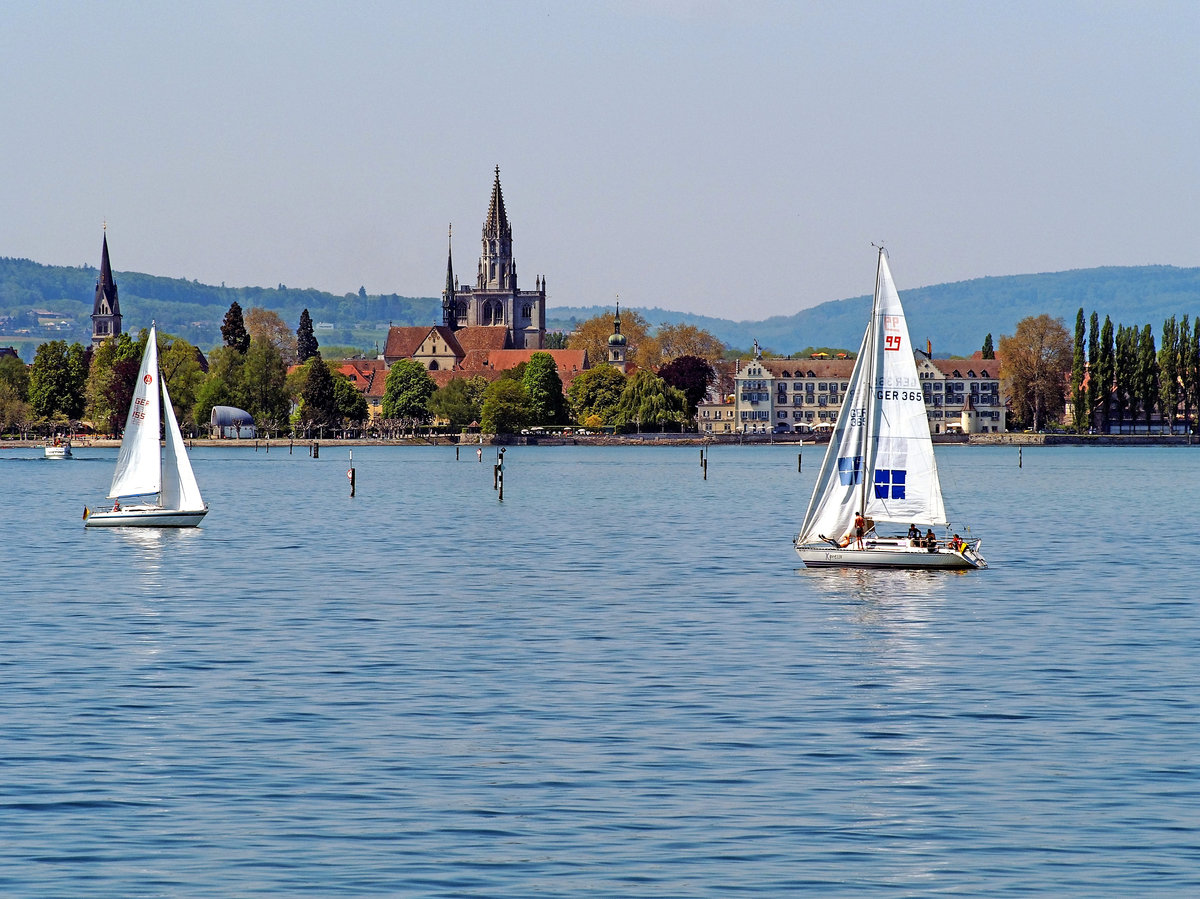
[796,539,986,570]
[45,445,72,459]
[84,506,207,528]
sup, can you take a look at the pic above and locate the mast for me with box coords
[858,247,883,516]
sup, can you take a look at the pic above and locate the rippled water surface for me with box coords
[3,443,1198,896]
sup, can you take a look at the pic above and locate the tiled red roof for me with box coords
[453,326,511,352]
[383,326,433,360]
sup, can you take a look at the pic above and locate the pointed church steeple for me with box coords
[442,224,458,330]
[479,166,515,291]
[91,228,122,346]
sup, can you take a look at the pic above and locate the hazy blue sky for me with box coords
[2,1,1196,321]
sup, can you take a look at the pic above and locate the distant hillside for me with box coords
[551,266,1200,356]
[0,256,439,356]
[4,255,1199,360]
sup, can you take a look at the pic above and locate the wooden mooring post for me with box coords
[348,450,356,497]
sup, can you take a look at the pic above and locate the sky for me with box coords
[2,0,1197,322]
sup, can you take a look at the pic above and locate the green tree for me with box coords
[543,331,569,349]
[611,370,688,432]
[1086,311,1100,426]
[299,355,339,433]
[658,354,715,417]
[159,332,206,432]
[221,301,251,353]
[29,340,88,421]
[1188,318,1200,434]
[429,376,488,428]
[1071,308,1086,432]
[1096,316,1114,432]
[0,381,30,435]
[241,338,291,424]
[997,315,1072,431]
[381,359,436,424]
[333,374,368,426]
[1159,316,1179,434]
[0,353,30,400]
[480,378,531,434]
[522,352,567,425]
[567,365,627,425]
[296,308,319,362]
[1137,323,1158,431]
[1112,324,1135,432]
[981,333,995,360]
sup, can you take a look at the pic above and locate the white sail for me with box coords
[160,376,205,512]
[108,326,162,499]
[863,254,947,527]
[797,251,947,545]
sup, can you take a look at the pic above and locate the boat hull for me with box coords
[45,446,72,459]
[84,506,207,528]
[796,541,986,570]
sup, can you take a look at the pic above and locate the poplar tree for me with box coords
[1137,324,1158,432]
[1097,316,1114,432]
[981,333,995,360]
[1071,308,1086,432]
[1159,316,1179,434]
[1087,311,1100,425]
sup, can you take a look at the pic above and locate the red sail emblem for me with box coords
[144,374,153,384]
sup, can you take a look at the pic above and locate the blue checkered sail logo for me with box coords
[874,468,906,499]
[837,456,863,486]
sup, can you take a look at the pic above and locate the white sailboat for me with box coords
[794,249,986,570]
[84,324,208,528]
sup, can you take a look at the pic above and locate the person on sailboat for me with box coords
[924,528,937,551]
[907,523,920,545]
[949,534,964,552]
[854,512,866,549]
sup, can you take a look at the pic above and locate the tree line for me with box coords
[0,305,724,438]
[1000,308,1200,434]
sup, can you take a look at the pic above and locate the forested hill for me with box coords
[3,254,1199,359]
[550,265,1200,356]
[0,256,439,353]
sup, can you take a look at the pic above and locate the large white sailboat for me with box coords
[84,324,207,528]
[794,250,986,570]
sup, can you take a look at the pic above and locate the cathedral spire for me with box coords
[484,165,511,240]
[442,223,458,330]
[91,229,122,346]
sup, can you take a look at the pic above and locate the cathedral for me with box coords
[440,166,546,350]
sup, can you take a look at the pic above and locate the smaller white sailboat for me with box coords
[84,324,207,528]
[794,249,985,570]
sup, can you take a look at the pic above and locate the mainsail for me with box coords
[797,251,947,544]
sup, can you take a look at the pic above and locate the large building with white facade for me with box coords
[733,353,1005,435]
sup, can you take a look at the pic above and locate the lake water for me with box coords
[2,443,1198,896]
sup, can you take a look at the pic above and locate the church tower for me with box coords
[441,225,457,331]
[91,229,122,346]
[608,302,628,373]
[449,167,546,348]
[478,165,515,291]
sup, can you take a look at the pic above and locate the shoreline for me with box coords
[4,433,1198,450]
